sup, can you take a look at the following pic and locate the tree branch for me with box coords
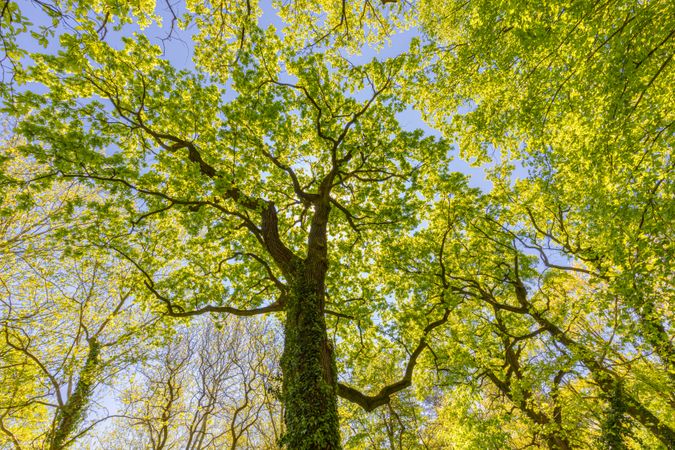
[111,246,286,318]
[337,308,450,411]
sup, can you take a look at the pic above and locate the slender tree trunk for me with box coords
[281,262,340,449]
[49,338,100,450]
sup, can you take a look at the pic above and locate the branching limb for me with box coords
[111,246,285,318]
[2,326,64,408]
[337,309,450,411]
[268,80,336,146]
[59,168,299,276]
[259,147,318,204]
[329,196,362,234]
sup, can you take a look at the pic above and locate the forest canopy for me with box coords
[0,0,673,449]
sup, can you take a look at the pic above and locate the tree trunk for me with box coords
[49,338,101,450]
[281,260,340,449]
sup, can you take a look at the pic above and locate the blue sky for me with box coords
[15,0,525,192]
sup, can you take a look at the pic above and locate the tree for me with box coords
[2,1,673,448]
[409,0,674,447]
[387,189,673,447]
[102,316,283,450]
[414,0,674,381]
[0,146,157,449]
[2,2,457,448]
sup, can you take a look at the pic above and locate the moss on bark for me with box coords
[49,338,101,450]
[280,262,340,449]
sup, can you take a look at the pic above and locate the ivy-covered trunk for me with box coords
[49,338,101,450]
[281,194,340,449]
[281,262,340,449]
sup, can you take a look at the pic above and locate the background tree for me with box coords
[407,0,674,447]
[0,147,157,449]
[385,187,673,448]
[101,316,282,450]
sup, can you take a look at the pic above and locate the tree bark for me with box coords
[49,338,101,450]
[281,260,340,449]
